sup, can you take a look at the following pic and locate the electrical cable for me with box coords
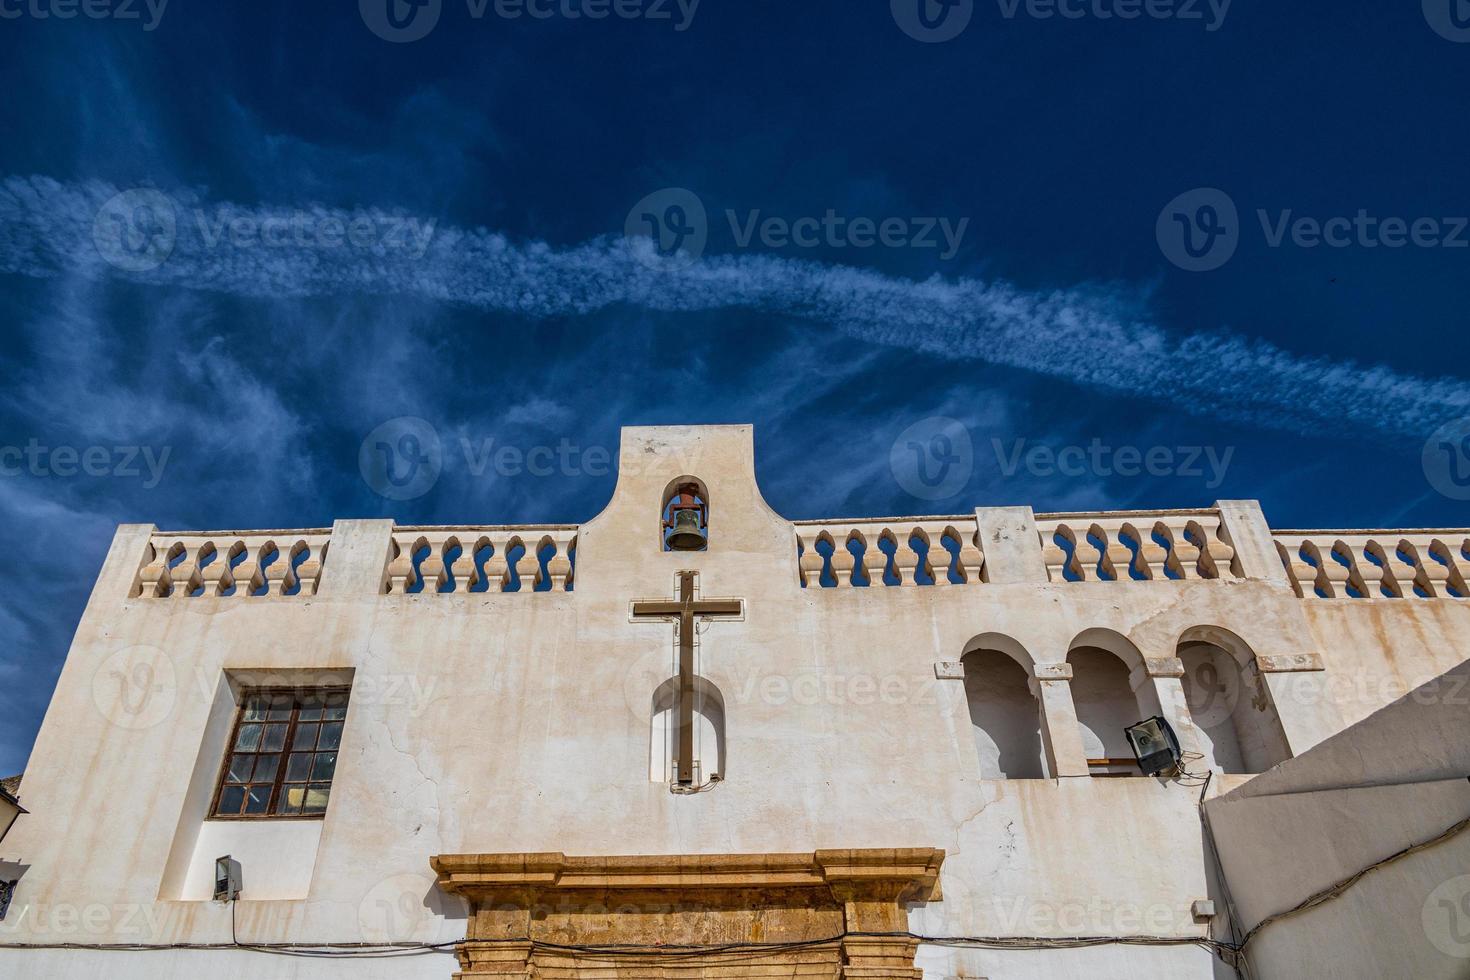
[5,807,1463,967]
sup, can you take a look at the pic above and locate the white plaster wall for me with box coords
[2,425,1467,980]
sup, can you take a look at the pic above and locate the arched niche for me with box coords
[660,475,710,553]
[960,635,1045,779]
[1066,629,1152,776]
[649,676,726,787]
[1176,625,1291,774]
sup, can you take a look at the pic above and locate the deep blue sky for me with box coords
[0,0,1467,774]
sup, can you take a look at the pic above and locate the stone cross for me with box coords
[632,571,743,785]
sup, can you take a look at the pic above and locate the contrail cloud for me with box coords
[2,174,1465,442]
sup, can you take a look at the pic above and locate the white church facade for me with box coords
[1,424,1467,979]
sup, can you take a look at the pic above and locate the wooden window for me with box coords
[211,689,349,819]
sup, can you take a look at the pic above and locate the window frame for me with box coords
[208,686,350,821]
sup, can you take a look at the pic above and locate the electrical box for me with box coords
[214,855,241,902]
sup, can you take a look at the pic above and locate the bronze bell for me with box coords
[666,506,707,551]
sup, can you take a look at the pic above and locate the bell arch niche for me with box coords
[649,676,726,788]
[1177,626,1291,774]
[960,635,1046,779]
[660,476,710,552]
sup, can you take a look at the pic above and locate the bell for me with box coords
[666,507,707,551]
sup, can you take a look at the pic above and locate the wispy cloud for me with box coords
[3,175,1468,448]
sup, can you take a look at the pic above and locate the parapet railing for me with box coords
[1036,510,1241,583]
[133,530,332,598]
[1274,530,1470,600]
[794,516,984,588]
[385,525,579,594]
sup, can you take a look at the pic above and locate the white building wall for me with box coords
[0,425,1465,980]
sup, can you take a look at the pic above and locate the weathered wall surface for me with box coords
[1,425,1466,980]
[1205,661,1470,979]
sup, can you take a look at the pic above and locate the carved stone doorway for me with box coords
[430,848,944,979]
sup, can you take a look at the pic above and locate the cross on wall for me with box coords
[631,571,743,786]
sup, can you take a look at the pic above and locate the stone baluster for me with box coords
[829,531,856,588]
[546,534,574,592]
[890,531,919,586]
[484,538,510,593]
[513,538,540,592]
[1429,539,1469,597]
[197,543,232,597]
[386,536,418,594]
[294,540,326,596]
[169,541,205,599]
[263,543,299,596]
[136,542,173,597]
[417,538,449,595]
[797,530,824,588]
[1134,523,1170,580]
[954,528,984,583]
[860,534,888,587]
[1364,540,1401,598]
[447,539,480,593]
[1070,527,1106,581]
[230,543,264,598]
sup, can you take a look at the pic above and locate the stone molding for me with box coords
[431,848,944,979]
[1143,657,1187,678]
[1255,652,1326,673]
[1032,663,1074,681]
